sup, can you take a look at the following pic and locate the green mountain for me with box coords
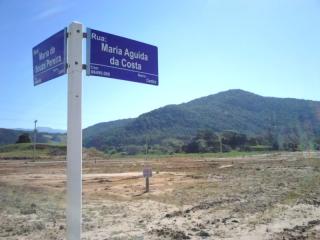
[0,128,22,145]
[83,89,320,153]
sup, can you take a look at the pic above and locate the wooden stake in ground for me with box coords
[146,177,149,192]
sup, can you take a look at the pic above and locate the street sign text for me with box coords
[86,28,158,85]
[32,28,67,86]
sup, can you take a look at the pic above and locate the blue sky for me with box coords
[0,0,320,129]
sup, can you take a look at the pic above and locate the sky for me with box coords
[0,0,320,130]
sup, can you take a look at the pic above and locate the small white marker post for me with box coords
[66,21,83,240]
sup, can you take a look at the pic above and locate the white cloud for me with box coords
[33,6,68,21]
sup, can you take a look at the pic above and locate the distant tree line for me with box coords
[182,130,247,153]
[182,129,320,153]
[102,128,320,156]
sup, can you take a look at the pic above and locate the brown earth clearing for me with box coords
[1,152,320,239]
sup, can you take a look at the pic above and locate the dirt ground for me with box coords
[1,152,320,239]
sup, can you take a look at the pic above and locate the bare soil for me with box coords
[1,152,320,239]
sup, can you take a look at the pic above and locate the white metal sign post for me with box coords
[33,21,158,240]
[67,22,83,240]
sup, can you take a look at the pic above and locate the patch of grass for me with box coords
[0,143,107,160]
[83,147,109,160]
[166,151,272,159]
[282,172,320,205]
[283,191,301,205]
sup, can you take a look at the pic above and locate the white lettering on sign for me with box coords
[91,32,106,42]
[110,57,119,66]
[46,55,62,67]
[34,46,63,74]
[88,29,158,84]
[33,49,39,56]
[100,40,149,72]
[146,79,157,85]
[124,48,148,61]
[35,63,47,73]
[101,43,123,56]
[39,50,50,61]
[50,47,55,55]
[100,43,149,62]
[121,59,142,71]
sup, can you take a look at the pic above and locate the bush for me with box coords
[16,133,31,144]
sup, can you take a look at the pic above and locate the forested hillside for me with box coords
[83,89,320,154]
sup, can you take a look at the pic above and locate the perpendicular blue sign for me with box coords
[86,28,158,85]
[32,28,67,86]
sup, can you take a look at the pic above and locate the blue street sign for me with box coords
[33,28,67,86]
[86,28,158,85]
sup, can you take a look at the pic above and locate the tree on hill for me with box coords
[16,133,31,143]
[183,129,221,153]
[221,130,247,150]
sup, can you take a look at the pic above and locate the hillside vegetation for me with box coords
[83,89,320,154]
[3,90,319,156]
